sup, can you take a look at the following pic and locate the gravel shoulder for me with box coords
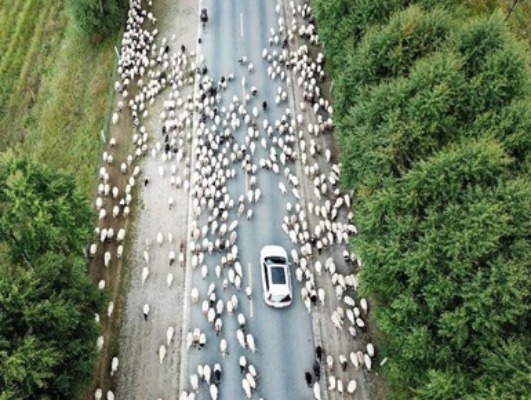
[113,0,199,399]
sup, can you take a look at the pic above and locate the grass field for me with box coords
[0,0,120,197]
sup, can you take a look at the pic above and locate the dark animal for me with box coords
[214,368,221,384]
[315,345,323,361]
[304,371,312,387]
[313,360,320,380]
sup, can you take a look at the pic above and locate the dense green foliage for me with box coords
[68,0,127,38]
[0,155,104,399]
[312,0,531,398]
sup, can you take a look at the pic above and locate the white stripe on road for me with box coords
[240,12,244,37]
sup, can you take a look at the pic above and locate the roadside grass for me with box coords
[0,1,119,198]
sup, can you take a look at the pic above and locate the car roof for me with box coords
[267,265,290,294]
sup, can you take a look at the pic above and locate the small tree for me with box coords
[68,0,128,38]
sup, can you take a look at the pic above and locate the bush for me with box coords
[68,0,128,38]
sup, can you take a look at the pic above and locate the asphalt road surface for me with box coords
[180,1,317,399]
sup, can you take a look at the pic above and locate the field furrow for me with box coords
[0,0,44,113]
[2,1,63,135]
[0,0,27,59]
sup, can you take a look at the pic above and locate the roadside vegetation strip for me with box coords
[9,19,119,196]
[28,28,119,196]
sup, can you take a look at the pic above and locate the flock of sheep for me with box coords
[89,0,380,399]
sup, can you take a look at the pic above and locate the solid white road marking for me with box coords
[240,12,244,37]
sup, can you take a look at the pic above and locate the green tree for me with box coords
[0,155,93,266]
[68,0,128,38]
[0,155,104,399]
[311,1,531,396]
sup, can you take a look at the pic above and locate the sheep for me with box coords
[347,379,357,394]
[364,353,372,370]
[167,326,175,345]
[104,251,111,268]
[214,363,222,384]
[169,250,176,266]
[279,181,287,195]
[367,342,375,358]
[246,333,257,353]
[159,344,167,364]
[107,390,115,400]
[350,351,360,369]
[328,376,336,391]
[237,329,246,349]
[220,338,228,357]
[142,266,149,285]
[305,371,313,387]
[242,378,252,399]
[339,354,348,371]
[110,356,119,376]
[167,273,174,287]
[143,250,149,264]
[337,379,344,395]
[95,388,103,400]
[209,384,218,400]
[360,297,368,314]
[313,382,321,400]
[143,303,150,321]
[97,335,104,351]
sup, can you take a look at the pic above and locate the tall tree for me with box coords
[0,155,104,399]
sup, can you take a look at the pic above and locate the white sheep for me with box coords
[167,326,175,346]
[167,273,174,287]
[110,356,119,376]
[159,344,167,364]
[103,251,111,268]
[141,266,149,285]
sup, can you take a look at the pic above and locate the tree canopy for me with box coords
[68,0,128,38]
[0,154,104,399]
[311,0,531,397]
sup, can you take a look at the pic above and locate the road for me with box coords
[181,1,316,399]
[112,0,382,399]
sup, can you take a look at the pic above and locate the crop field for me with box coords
[0,0,120,196]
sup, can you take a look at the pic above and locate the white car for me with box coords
[260,245,293,308]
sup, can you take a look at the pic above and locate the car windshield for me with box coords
[270,266,287,284]
[265,256,286,265]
